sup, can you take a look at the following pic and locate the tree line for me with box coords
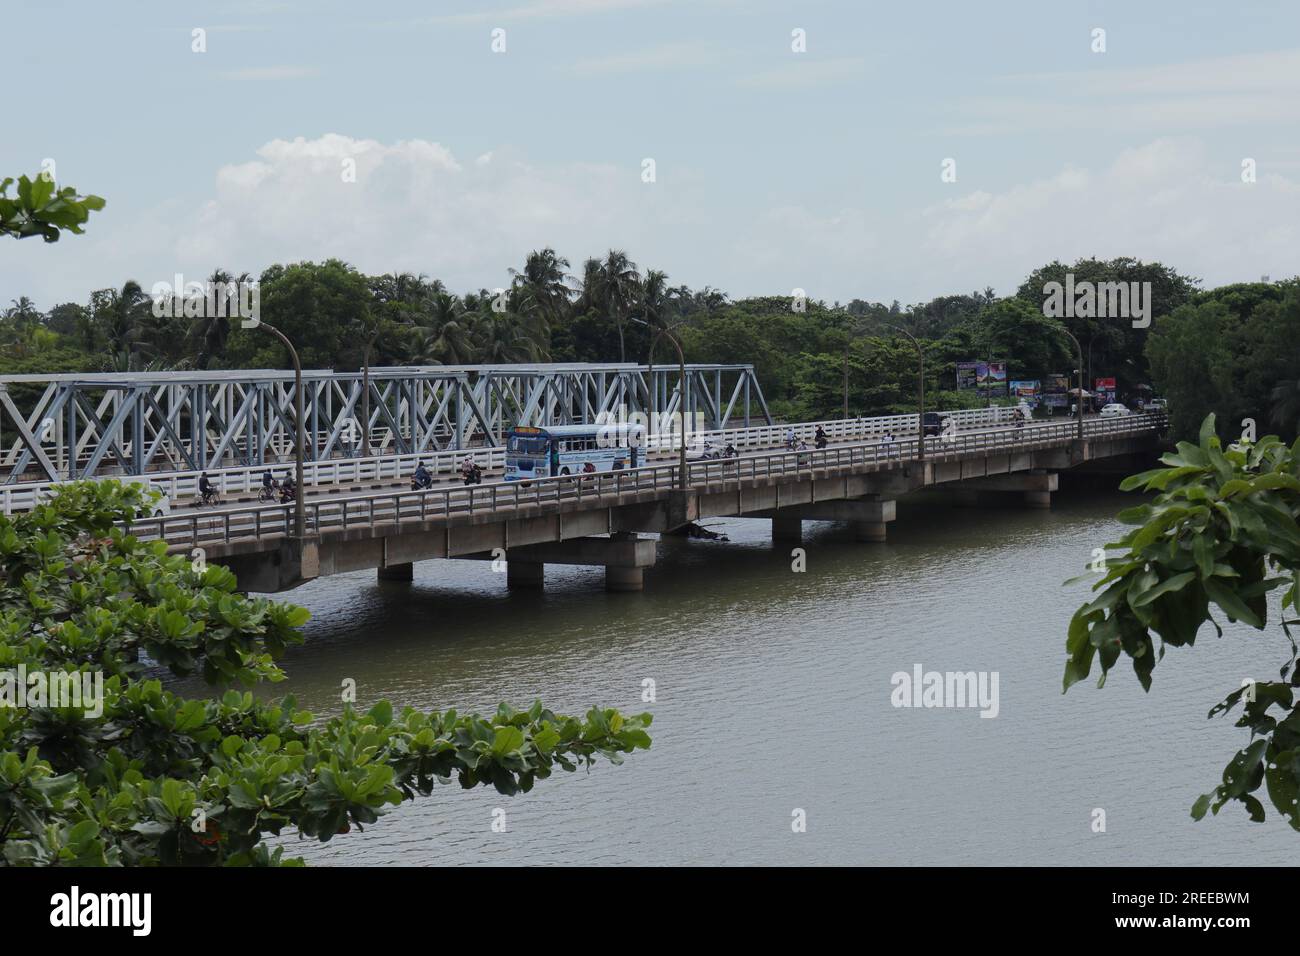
[3,249,1298,441]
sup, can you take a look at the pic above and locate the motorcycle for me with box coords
[410,472,434,491]
[278,485,296,504]
[460,464,483,486]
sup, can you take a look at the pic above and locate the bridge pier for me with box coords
[507,560,545,590]
[605,565,645,592]
[377,562,414,582]
[949,471,1058,510]
[489,534,655,592]
[771,516,803,544]
[765,497,896,543]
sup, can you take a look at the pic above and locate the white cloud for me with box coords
[5,135,1299,312]
[913,138,1300,297]
[947,48,1300,135]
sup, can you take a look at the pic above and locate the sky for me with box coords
[4,0,1300,310]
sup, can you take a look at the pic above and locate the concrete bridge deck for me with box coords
[128,413,1166,593]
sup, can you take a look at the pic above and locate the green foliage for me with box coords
[1065,415,1300,830]
[0,174,104,242]
[0,482,651,866]
[1147,284,1300,442]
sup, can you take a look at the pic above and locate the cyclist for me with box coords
[198,472,217,505]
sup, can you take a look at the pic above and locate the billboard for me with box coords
[1010,380,1040,400]
[979,362,1007,392]
[957,360,1007,398]
[1043,373,1070,408]
[1095,377,1117,405]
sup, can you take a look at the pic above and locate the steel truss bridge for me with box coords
[0,363,771,484]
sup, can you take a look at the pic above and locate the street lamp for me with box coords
[361,328,380,457]
[1086,336,1096,409]
[260,322,306,538]
[884,324,927,460]
[1057,326,1085,443]
[641,321,690,489]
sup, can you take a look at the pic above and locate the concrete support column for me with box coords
[853,521,888,542]
[605,565,644,592]
[377,561,414,582]
[772,516,803,544]
[957,470,1057,510]
[507,560,545,590]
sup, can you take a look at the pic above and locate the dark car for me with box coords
[921,412,949,437]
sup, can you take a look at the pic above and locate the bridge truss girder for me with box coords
[0,363,771,483]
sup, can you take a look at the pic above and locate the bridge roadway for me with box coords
[1,406,1023,514]
[125,413,1166,593]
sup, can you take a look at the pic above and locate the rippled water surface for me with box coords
[229,490,1295,865]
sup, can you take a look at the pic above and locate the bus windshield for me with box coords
[508,434,549,455]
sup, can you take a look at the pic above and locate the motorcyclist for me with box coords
[723,443,737,459]
[814,426,828,449]
[414,461,433,489]
[279,472,296,502]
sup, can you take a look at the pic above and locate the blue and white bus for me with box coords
[505,423,645,481]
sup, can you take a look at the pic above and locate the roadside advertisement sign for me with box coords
[1095,377,1117,404]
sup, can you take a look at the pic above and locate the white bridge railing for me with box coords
[121,413,1165,551]
[1,407,1021,514]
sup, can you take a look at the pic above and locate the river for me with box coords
[239,488,1295,865]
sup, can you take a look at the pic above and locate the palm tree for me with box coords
[192,268,250,369]
[1270,379,1300,437]
[591,250,640,362]
[91,281,151,370]
[509,248,572,339]
[474,304,544,364]
[407,292,477,364]
[1,297,43,357]
[633,269,673,332]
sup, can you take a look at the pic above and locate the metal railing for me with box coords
[121,414,1166,551]
[0,406,1023,514]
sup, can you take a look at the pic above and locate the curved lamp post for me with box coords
[1057,326,1086,443]
[643,323,690,489]
[361,328,380,457]
[885,324,926,460]
[260,322,306,538]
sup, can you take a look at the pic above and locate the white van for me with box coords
[105,477,171,518]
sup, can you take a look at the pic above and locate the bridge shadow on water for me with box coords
[185,486,1133,719]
